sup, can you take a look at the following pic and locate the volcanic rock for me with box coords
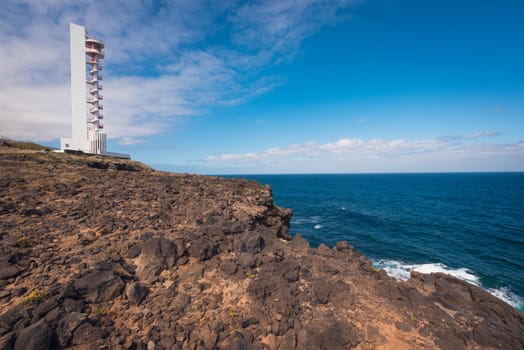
[0,147,523,349]
[13,319,51,350]
[125,282,149,305]
[0,265,20,280]
[135,235,177,281]
[72,270,125,302]
[55,312,88,347]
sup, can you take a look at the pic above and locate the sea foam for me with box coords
[292,215,322,225]
[373,259,524,311]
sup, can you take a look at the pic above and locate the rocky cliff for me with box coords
[1,147,523,349]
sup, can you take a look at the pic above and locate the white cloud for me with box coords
[438,131,500,142]
[117,137,143,146]
[468,131,499,139]
[230,0,360,64]
[0,0,359,143]
[205,136,524,173]
[206,137,451,162]
[0,84,70,141]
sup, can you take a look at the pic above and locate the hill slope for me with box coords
[1,149,523,349]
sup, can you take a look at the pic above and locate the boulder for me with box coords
[219,259,238,275]
[187,238,215,261]
[0,266,20,280]
[135,236,177,281]
[71,322,102,345]
[126,282,149,305]
[245,234,264,254]
[0,305,30,336]
[169,293,191,315]
[306,321,361,349]
[55,312,88,347]
[127,243,141,258]
[73,270,124,303]
[14,319,51,350]
[335,241,353,252]
[0,333,15,350]
[289,234,310,252]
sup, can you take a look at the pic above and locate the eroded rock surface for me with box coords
[1,149,523,349]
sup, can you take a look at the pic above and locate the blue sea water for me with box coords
[227,173,524,311]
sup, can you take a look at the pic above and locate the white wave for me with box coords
[292,215,322,225]
[372,259,523,310]
[314,224,323,229]
[486,287,524,311]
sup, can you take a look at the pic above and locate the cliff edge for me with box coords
[1,147,523,349]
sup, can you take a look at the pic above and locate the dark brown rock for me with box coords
[0,200,17,215]
[289,234,310,251]
[238,253,257,268]
[170,293,191,315]
[0,332,15,350]
[0,266,20,280]
[0,306,30,336]
[135,236,177,281]
[126,282,149,305]
[127,243,141,258]
[240,317,259,328]
[55,312,88,347]
[71,322,100,345]
[14,319,51,350]
[313,281,331,305]
[187,238,215,261]
[244,234,264,254]
[307,321,361,349]
[219,259,238,275]
[73,270,125,302]
[34,299,58,317]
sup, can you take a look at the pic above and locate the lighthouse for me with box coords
[61,23,129,159]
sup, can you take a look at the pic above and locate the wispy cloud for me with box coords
[468,131,499,139]
[205,135,524,173]
[438,131,500,142]
[1,0,359,142]
[117,137,144,146]
[230,0,360,64]
[206,137,450,162]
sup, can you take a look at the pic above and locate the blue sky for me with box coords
[1,0,523,174]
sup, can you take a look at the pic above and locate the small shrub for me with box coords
[16,218,26,225]
[245,272,258,279]
[371,266,380,273]
[24,288,47,303]
[95,306,110,316]
[16,236,31,248]
[229,308,238,318]
[199,317,207,326]
[98,226,111,235]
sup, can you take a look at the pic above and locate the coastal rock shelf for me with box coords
[1,148,523,349]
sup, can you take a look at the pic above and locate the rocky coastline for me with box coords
[1,146,523,349]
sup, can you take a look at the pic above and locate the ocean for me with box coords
[226,173,524,311]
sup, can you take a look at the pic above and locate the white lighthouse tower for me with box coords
[61,23,128,158]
